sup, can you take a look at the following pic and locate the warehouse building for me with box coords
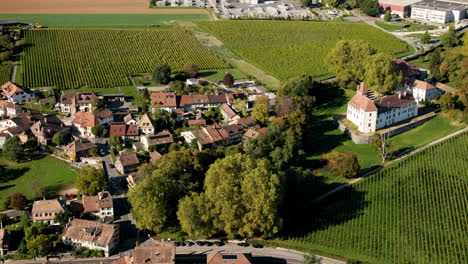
[411,0,468,23]
[379,0,421,17]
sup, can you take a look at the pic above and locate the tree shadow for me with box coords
[0,184,15,191]
[0,166,30,183]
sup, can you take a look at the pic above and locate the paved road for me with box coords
[316,127,468,201]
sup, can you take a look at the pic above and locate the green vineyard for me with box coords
[0,65,10,84]
[196,20,414,80]
[22,29,230,89]
[284,132,468,263]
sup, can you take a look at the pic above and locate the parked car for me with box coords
[175,241,183,247]
[196,241,205,246]
[214,241,224,246]
[253,244,264,248]
[237,242,249,247]
[185,241,194,246]
[204,241,213,246]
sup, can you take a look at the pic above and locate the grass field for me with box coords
[196,20,414,81]
[0,155,77,210]
[21,28,230,89]
[375,21,435,32]
[406,33,440,40]
[0,14,211,28]
[280,132,468,263]
[0,65,10,83]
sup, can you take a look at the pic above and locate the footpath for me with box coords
[316,127,468,201]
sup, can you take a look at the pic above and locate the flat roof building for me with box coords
[379,0,421,17]
[411,0,468,23]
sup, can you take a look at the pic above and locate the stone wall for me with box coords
[338,120,372,144]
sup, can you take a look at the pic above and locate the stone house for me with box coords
[82,191,114,218]
[0,101,22,117]
[115,152,140,174]
[1,82,34,104]
[140,131,174,151]
[63,140,96,161]
[31,199,66,225]
[62,219,119,257]
[57,92,98,114]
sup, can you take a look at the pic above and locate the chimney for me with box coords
[398,93,401,100]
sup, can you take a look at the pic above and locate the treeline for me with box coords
[128,76,325,239]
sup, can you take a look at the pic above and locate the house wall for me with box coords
[99,207,114,218]
[115,159,124,174]
[411,6,450,23]
[376,103,418,130]
[413,88,440,103]
[347,104,377,133]
[9,92,34,104]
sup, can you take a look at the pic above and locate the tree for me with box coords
[326,40,376,88]
[371,133,390,163]
[303,251,321,264]
[384,10,392,21]
[108,135,123,151]
[223,73,234,88]
[301,0,312,7]
[27,234,51,257]
[201,153,281,238]
[152,104,175,130]
[24,137,39,151]
[364,53,403,94]
[438,93,457,112]
[152,64,172,84]
[52,132,65,146]
[348,0,359,8]
[10,192,27,210]
[233,99,247,116]
[429,49,443,80]
[92,98,105,112]
[360,0,380,16]
[252,96,270,125]
[177,193,216,238]
[54,211,72,226]
[3,136,22,161]
[421,30,431,44]
[91,125,104,138]
[323,0,339,7]
[76,166,108,195]
[183,62,200,78]
[88,148,98,157]
[322,151,361,178]
[440,25,460,48]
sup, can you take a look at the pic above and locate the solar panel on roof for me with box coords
[222,255,238,260]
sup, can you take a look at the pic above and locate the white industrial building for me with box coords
[411,0,467,23]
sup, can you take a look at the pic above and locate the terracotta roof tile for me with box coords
[144,131,174,146]
[63,219,117,246]
[83,191,113,213]
[412,80,437,90]
[1,82,25,97]
[207,253,252,264]
[73,112,96,128]
[348,93,378,112]
[118,152,140,167]
[151,92,177,107]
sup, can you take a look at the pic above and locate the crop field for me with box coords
[0,14,211,28]
[285,132,468,263]
[196,21,414,80]
[22,29,230,89]
[0,65,10,83]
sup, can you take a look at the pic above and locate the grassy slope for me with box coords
[196,20,414,81]
[0,14,211,28]
[375,21,435,32]
[0,155,78,210]
[284,132,468,263]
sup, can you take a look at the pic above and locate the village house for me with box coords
[409,80,441,103]
[63,140,96,161]
[0,101,22,117]
[242,127,268,144]
[102,94,125,104]
[220,103,240,122]
[0,228,8,257]
[58,92,98,114]
[31,199,66,225]
[347,83,418,133]
[115,152,140,174]
[207,253,252,264]
[0,132,10,148]
[137,113,156,135]
[62,219,119,257]
[140,131,174,151]
[94,108,114,126]
[151,92,177,112]
[30,115,70,145]
[110,244,176,264]
[72,111,97,138]
[109,123,139,143]
[0,110,52,143]
[181,124,245,151]
[82,191,114,218]
[1,82,34,104]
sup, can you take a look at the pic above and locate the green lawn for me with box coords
[196,20,414,81]
[375,21,435,32]
[68,86,143,106]
[0,155,78,210]
[198,69,246,83]
[0,14,211,28]
[406,33,439,40]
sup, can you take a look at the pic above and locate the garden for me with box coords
[196,20,414,81]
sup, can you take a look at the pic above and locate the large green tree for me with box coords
[52,132,65,146]
[252,95,270,125]
[322,151,361,178]
[91,125,104,138]
[360,0,380,16]
[326,40,376,88]
[76,166,108,195]
[27,234,51,257]
[440,25,460,48]
[364,53,403,94]
[3,136,22,161]
[152,64,172,84]
[183,62,200,78]
[177,193,216,238]
[196,153,281,238]
[429,48,443,80]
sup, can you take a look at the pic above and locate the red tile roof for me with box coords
[1,82,25,97]
[207,253,252,264]
[73,112,96,128]
[376,92,416,110]
[151,92,177,107]
[117,152,140,167]
[179,95,193,106]
[412,80,436,90]
[110,123,127,136]
[348,93,378,112]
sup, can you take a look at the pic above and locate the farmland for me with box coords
[282,132,468,263]
[0,65,10,83]
[196,20,414,80]
[0,14,211,28]
[22,29,230,89]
